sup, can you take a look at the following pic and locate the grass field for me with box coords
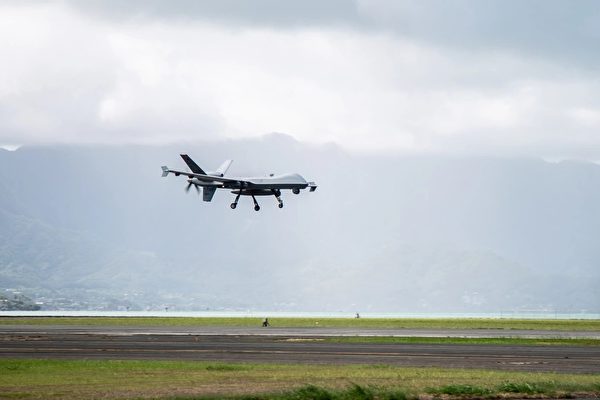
[1,359,599,399]
[1,316,600,331]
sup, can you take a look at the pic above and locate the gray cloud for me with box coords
[366,1,600,69]
[2,1,600,159]
[67,0,600,67]
[69,0,362,28]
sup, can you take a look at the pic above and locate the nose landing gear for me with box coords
[272,189,284,209]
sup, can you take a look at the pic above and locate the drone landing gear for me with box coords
[230,192,282,211]
[230,193,241,209]
[272,190,284,209]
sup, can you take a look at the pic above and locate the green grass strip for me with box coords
[1,316,599,331]
[0,359,598,399]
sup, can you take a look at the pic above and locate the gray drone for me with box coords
[162,154,317,211]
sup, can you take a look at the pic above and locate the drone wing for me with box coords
[161,167,249,185]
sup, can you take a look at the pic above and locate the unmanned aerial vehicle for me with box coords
[161,154,317,211]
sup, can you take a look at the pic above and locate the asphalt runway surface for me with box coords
[1,326,599,373]
[2,325,599,338]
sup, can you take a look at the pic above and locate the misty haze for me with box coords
[1,134,598,313]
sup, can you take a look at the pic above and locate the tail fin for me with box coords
[180,154,206,174]
[203,186,217,202]
[161,166,169,177]
[215,160,233,176]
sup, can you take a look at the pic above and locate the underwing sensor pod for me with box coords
[161,154,317,211]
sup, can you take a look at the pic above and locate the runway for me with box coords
[2,324,599,338]
[1,326,598,373]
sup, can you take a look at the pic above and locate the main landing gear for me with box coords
[230,193,241,209]
[252,196,260,211]
[229,191,284,211]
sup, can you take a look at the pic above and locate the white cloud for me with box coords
[0,144,21,151]
[569,107,600,127]
[1,2,600,159]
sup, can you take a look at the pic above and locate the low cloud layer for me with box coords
[2,1,600,159]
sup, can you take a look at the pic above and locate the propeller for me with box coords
[185,182,200,194]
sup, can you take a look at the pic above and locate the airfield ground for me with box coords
[0,317,598,399]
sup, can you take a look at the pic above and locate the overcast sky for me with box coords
[1,0,600,159]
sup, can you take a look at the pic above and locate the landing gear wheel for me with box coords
[278,203,283,209]
[230,203,237,209]
[251,195,260,211]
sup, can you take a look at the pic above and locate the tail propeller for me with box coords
[185,182,200,194]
